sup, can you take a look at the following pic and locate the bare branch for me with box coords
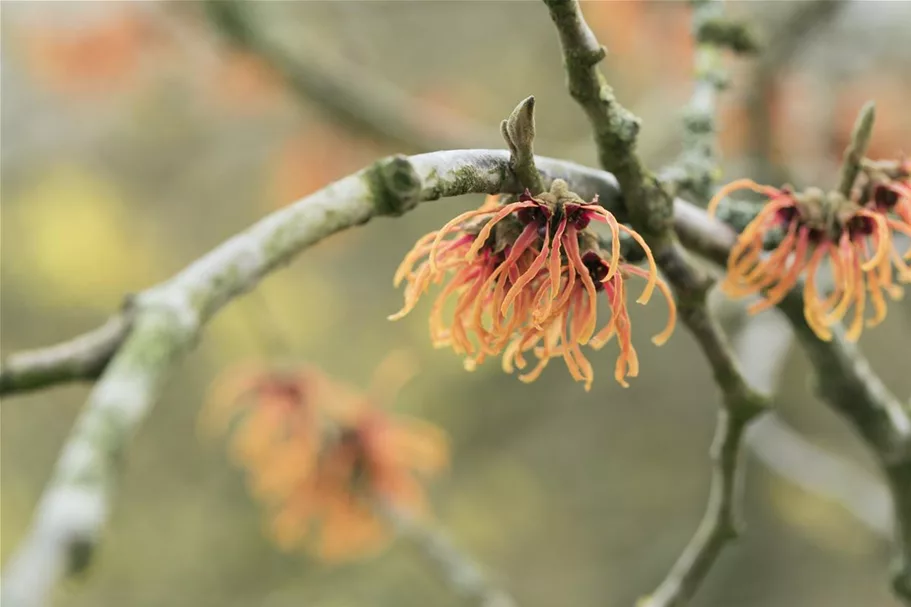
[733,304,894,537]
[0,151,624,402]
[661,0,755,201]
[380,503,517,607]
[749,415,894,537]
[542,3,768,605]
[0,315,130,397]
[199,0,491,152]
[675,203,911,603]
[638,407,752,607]
[0,149,626,607]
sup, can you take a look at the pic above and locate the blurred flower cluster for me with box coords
[709,158,911,341]
[390,181,676,390]
[202,354,448,562]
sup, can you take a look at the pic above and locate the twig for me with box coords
[637,406,752,607]
[542,3,768,605]
[0,149,627,606]
[199,0,490,152]
[662,0,756,201]
[0,315,130,397]
[779,291,911,602]
[379,503,517,607]
[733,304,893,537]
[675,203,911,604]
[749,415,894,537]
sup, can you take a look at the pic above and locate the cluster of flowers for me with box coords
[709,158,911,341]
[203,358,448,562]
[389,180,677,390]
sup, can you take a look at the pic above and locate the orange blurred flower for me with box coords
[202,363,327,502]
[390,180,676,388]
[17,10,155,98]
[709,177,907,342]
[208,50,284,114]
[270,404,447,561]
[204,354,448,562]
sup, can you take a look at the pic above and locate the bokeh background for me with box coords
[2,1,911,606]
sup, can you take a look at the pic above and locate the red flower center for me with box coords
[873,184,899,211]
[582,251,611,290]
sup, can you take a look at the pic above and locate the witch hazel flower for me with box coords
[391,179,676,388]
[709,175,906,342]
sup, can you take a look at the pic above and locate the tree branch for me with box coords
[661,0,756,201]
[5,147,908,603]
[0,315,130,397]
[0,149,627,607]
[542,3,767,605]
[200,0,493,152]
[675,203,911,604]
[0,151,624,402]
[638,407,752,607]
[380,503,517,607]
[732,302,893,538]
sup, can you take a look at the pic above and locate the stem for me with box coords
[542,4,768,606]
[677,202,911,605]
[379,503,517,607]
[0,315,130,396]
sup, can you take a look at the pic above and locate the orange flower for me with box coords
[17,10,154,98]
[270,405,448,561]
[209,50,284,114]
[204,355,449,562]
[863,158,911,231]
[391,180,676,388]
[709,179,903,342]
[389,194,541,370]
[504,248,676,390]
[202,364,327,502]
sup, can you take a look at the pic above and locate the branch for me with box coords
[0,152,624,403]
[662,0,756,201]
[542,3,768,605]
[0,315,130,397]
[199,0,492,152]
[733,302,893,537]
[675,203,911,603]
[380,503,517,607]
[0,149,627,607]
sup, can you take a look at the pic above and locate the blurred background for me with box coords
[2,1,911,606]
